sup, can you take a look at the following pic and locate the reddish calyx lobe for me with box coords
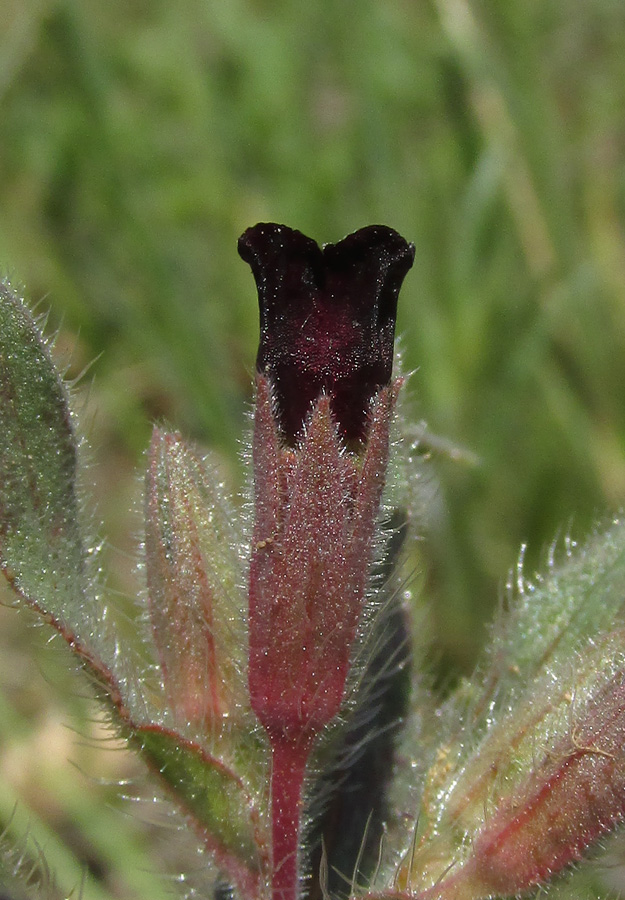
[241,223,413,900]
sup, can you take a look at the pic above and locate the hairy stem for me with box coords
[269,735,312,900]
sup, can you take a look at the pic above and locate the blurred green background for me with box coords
[2,0,625,896]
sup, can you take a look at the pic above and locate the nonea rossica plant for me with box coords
[2,225,625,900]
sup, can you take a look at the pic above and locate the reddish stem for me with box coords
[269,734,313,900]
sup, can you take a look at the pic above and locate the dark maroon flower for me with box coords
[238,223,414,445]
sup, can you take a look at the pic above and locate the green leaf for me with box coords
[136,724,269,900]
[0,282,92,639]
[395,520,625,899]
[486,520,625,701]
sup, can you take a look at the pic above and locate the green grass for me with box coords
[1,0,625,895]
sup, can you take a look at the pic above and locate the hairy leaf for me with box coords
[145,428,248,732]
[396,520,625,898]
[136,724,270,900]
[0,282,93,639]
